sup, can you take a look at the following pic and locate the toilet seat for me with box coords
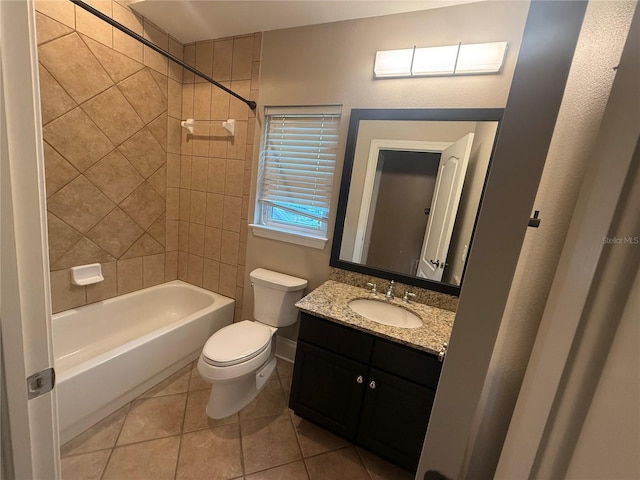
[202,320,273,367]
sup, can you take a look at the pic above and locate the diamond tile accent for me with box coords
[148,164,167,199]
[119,128,166,178]
[35,12,73,45]
[47,212,81,265]
[48,175,115,233]
[51,237,115,270]
[80,34,144,83]
[120,182,165,230]
[84,150,144,204]
[38,63,76,125]
[87,208,144,258]
[81,86,144,145]
[43,108,114,172]
[43,141,79,197]
[148,213,166,247]
[118,69,167,123]
[147,113,168,151]
[38,33,113,104]
[121,233,164,259]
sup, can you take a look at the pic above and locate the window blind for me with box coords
[258,106,341,222]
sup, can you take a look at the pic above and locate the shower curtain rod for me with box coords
[69,0,257,110]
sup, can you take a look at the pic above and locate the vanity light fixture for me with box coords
[373,41,508,78]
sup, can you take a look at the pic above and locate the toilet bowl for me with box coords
[198,269,307,419]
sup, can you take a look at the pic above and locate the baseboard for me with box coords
[275,335,297,363]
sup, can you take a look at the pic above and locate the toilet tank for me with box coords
[250,269,308,327]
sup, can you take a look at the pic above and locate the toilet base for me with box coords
[205,356,277,419]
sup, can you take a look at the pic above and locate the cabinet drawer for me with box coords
[299,313,374,363]
[371,339,441,389]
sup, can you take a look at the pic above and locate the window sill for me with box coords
[249,224,328,250]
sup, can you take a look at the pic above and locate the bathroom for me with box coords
[1,0,638,479]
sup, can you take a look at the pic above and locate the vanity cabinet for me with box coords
[289,313,442,472]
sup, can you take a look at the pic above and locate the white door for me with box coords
[1,1,60,479]
[417,133,474,281]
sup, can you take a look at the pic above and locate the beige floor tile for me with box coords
[245,460,309,480]
[117,394,186,445]
[189,361,211,391]
[239,378,287,420]
[290,413,350,458]
[183,389,239,432]
[304,447,370,480]
[279,376,292,403]
[139,365,190,399]
[61,405,128,457]
[60,450,111,480]
[356,447,414,480]
[276,358,294,378]
[102,436,180,480]
[176,424,243,480]
[241,413,302,474]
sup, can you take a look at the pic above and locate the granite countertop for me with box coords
[295,280,455,355]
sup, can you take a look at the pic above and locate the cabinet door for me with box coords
[289,341,367,440]
[357,368,435,472]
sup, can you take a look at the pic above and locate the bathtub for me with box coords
[53,280,234,443]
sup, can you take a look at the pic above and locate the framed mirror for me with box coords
[330,108,503,296]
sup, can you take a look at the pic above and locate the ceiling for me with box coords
[129,0,484,44]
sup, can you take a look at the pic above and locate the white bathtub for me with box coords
[53,280,234,443]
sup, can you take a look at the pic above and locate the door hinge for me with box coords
[27,367,55,399]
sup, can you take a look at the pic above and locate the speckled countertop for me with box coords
[295,280,455,355]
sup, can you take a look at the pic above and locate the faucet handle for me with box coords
[366,282,377,295]
[402,291,416,303]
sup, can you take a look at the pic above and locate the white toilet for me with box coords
[197,268,307,419]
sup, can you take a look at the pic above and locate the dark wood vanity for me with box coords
[289,312,442,472]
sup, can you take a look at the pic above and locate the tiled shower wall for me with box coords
[35,0,183,313]
[171,35,261,322]
[37,1,260,320]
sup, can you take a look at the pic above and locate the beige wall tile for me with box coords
[35,0,75,29]
[118,69,167,123]
[113,29,143,63]
[43,141,79,198]
[188,223,205,256]
[187,254,204,287]
[165,251,178,281]
[247,118,256,145]
[227,120,247,160]
[219,263,237,297]
[207,158,226,194]
[148,214,166,246]
[177,251,188,280]
[191,128,210,157]
[241,195,249,220]
[194,42,214,81]
[120,182,165,230]
[167,117,182,155]
[143,46,168,76]
[180,155,192,189]
[251,61,261,91]
[240,221,249,243]
[51,237,115,270]
[182,44,195,83]
[229,80,250,121]
[178,221,189,253]
[181,128,193,155]
[190,191,206,225]
[38,64,76,126]
[81,86,144,145]
[118,128,165,179]
[213,39,233,82]
[121,233,163,259]
[168,79,182,119]
[193,83,212,121]
[179,189,191,221]
[166,188,179,221]
[112,2,143,35]
[238,242,247,266]
[147,113,168,151]
[143,254,165,287]
[237,265,245,288]
[191,157,208,192]
[81,34,144,84]
[50,269,86,313]
[232,36,253,80]
[209,136,228,159]
[181,83,194,119]
[86,207,144,257]
[205,193,224,228]
[225,159,244,197]
[76,6,112,47]
[86,261,117,303]
[202,259,220,292]
[204,227,222,261]
[117,257,143,294]
[210,82,230,121]
[47,213,82,266]
[148,164,167,200]
[252,32,262,61]
[168,37,183,82]
[166,220,178,251]
[167,154,180,188]
[222,196,242,233]
[221,230,240,266]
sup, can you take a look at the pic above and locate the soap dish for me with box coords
[70,263,104,286]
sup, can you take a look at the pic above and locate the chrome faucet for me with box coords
[385,280,395,299]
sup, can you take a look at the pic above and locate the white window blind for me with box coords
[254,106,341,245]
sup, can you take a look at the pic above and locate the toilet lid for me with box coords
[202,320,272,366]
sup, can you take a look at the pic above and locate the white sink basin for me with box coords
[348,299,423,329]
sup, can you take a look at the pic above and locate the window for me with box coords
[251,106,341,249]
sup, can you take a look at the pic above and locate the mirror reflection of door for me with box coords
[365,150,440,275]
[417,133,474,281]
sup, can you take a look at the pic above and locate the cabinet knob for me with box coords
[369,380,376,389]
[356,375,364,384]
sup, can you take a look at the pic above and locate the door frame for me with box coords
[352,139,451,262]
[0,0,60,478]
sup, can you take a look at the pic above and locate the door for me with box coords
[289,341,368,440]
[1,1,60,478]
[417,133,474,281]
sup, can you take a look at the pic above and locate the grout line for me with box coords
[98,401,131,480]
[354,445,375,480]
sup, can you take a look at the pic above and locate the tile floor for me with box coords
[60,358,414,480]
